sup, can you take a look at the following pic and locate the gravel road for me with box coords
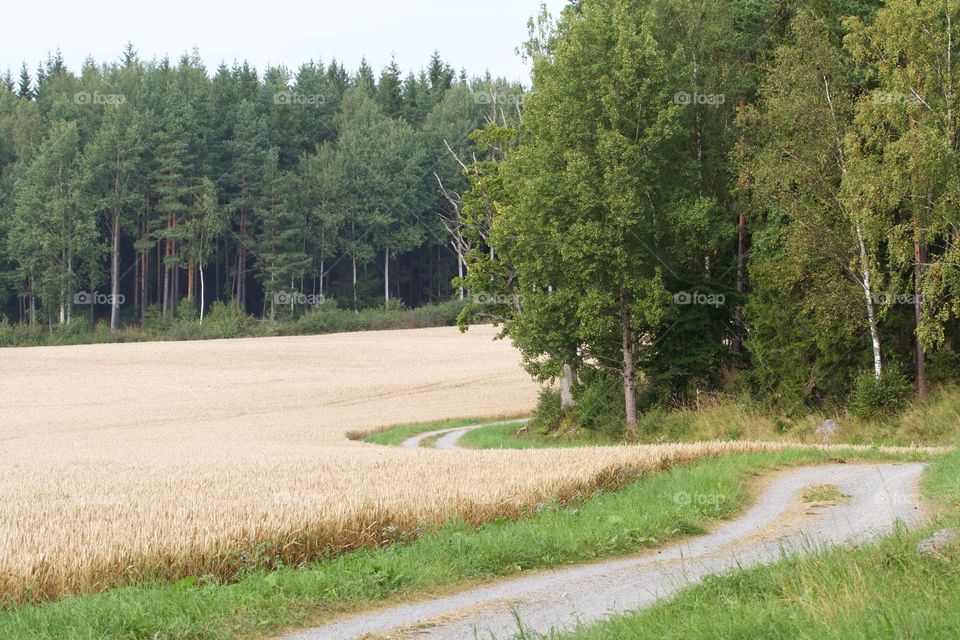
[400,418,529,450]
[282,462,926,640]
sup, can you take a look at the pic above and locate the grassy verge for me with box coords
[457,421,615,449]
[354,417,485,446]
[634,385,960,447]
[0,447,935,639]
[450,385,960,450]
[551,445,960,640]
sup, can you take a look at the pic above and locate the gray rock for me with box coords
[917,528,960,556]
[815,419,840,444]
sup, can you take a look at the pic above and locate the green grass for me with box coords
[356,417,484,446]
[549,445,960,640]
[0,447,933,639]
[457,421,615,449]
[801,483,851,504]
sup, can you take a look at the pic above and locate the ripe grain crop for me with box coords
[0,326,937,604]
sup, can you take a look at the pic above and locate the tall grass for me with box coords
[633,386,960,447]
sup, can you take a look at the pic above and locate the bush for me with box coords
[142,304,171,335]
[849,367,913,420]
[927,350,960,386]
[0,317,43,346]
[571,370,626,437]
[530,388,563,435]
[201,301,256,339]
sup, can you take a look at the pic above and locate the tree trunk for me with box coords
[28,275,36,326]
[352,252,358,311]
[109,212,120,333]
[319,256,325,298]
[162,213,172,317]
[186,260,194,302]
[456,248,464,301]
[915,237,928,397]
[620,288,638,440]
[560,363,577,411]
[384,246,390,307]
[855,221,883,379]
[199,262,206,324]
[733,211,746,354]
[156,238,162,315]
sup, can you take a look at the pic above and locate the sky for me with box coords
[1,0,568,85]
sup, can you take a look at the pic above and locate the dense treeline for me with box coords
[0,46,521,329]
[3,0,959,423]
[456,0,960,426]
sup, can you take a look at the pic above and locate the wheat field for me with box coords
[0,326,899,603]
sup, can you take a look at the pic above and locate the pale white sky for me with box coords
[2,0,568,84]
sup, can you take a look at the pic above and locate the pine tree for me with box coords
[255,147,310,319]
[377,56,404,119]
[17,63,33,101]
[224,100,267,310]
[76,105,144,330]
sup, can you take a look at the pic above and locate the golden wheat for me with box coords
[0,326,936,603]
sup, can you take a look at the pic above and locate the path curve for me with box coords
[400,418,530,450]
[282,462,926,640]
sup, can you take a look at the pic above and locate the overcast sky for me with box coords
[2,0,567,84]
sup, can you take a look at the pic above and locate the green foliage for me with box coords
[200,301,253,339]
[0,50,500,334]
[927,350,960,386]
[530,388,564,435]
[571,371,627,438]
[848,367,913,420]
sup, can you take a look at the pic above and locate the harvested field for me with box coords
[0,326,933,604]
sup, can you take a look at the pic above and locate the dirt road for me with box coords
[399,419,528,449]
[283,462,926,640]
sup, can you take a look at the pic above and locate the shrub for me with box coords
[142,304,171,335]
[571,370,626,437]
[202,301,256,339]
[927,350,960,386]
[530,388,563,434]
[849,367,913,420]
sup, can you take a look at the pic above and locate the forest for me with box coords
[453,0,960,428]
[0,47,519,329]
[2,0,960,424]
